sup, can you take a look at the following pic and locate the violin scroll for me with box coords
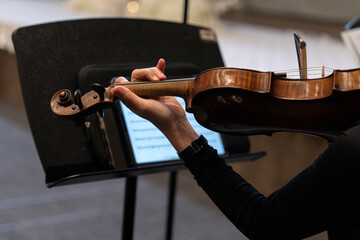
[50,85,116,119]
[56,89,74,106]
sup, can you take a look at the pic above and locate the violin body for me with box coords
[51,67,360,140]
[183,68,360,140]
[191,87,360,139]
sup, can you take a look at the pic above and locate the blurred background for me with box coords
[1,0,360,239]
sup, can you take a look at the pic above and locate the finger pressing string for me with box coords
[113,76,130,84]
[148,67,166,81]
[156,58,166,73]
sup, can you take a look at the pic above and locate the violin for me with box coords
[50,34,360,140]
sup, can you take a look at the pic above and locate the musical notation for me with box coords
[120,97,225,164]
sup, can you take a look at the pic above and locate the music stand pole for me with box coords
[183,0,188,24]
[165,171,177,240]
[122,176,137,240]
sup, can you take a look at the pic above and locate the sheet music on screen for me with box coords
[120,97,225,164]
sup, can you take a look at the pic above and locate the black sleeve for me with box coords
[180,125,360,240]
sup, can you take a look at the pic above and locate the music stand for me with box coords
[12,18,264,239]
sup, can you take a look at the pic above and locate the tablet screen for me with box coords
[120,97,225,164]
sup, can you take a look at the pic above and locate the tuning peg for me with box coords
[91,83,105,100]
[74,89,83,109]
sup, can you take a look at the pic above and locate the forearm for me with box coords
[157,118,199,153]
[180,141,264,238]
[179,137,330,239]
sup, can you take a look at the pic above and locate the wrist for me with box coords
[161,119,199,153]
[178,135,208,160]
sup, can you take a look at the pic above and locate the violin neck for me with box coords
[110,78,195,99]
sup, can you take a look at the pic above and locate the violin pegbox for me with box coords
[50,84,115,119]
[91,83,106,100]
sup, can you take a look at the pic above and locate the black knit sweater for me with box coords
[180,125,360,239]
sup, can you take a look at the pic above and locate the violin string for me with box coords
[281,71,333,76]
[274,66,333,73]
[111,77,194,86]
[277,66,333,71]
[274,66,333,78]
[283,69,333,74]
[284,73,332,78]
[275,66,334,79]
[110,67,333,84]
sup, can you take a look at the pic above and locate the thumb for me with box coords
[113,86,146,116]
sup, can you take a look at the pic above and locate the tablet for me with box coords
[119,97,225,165]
